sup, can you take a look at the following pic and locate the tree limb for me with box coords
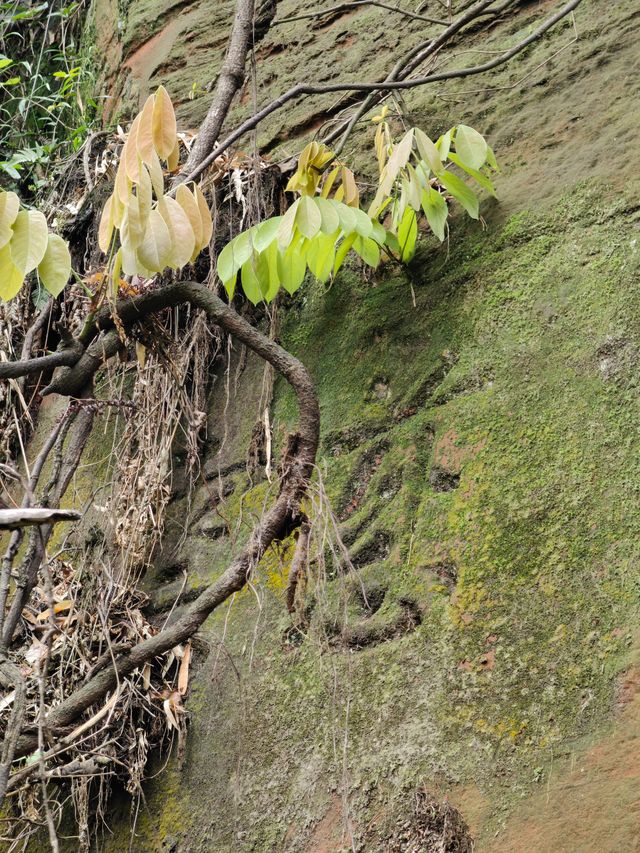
[273,1,447,27]
[0,509,81,531]
[12,280,320,759]
[181,0,256,177]
[180,0,582,184]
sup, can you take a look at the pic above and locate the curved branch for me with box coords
[13,281,320,759]
[180,0,582,184]
[0,339,84,381]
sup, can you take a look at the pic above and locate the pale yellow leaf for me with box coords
[10,209,48,273]
[177,642,191,695]
[0,191,20,249]
[115,158,131,206]
[167,137,180,172]
[0,242,24,301]
[38,234,71,297]
[123,113,142,182]
[176,184,203,256]
[152,85,177,160]
[138,165,153,220]
[137,208,172,272]
[98,195,114,253]
[158,196,195,268]
[121,194,146,249]
[194,183,213,248]
[148,149,165,198]
[136,95,155,164]
[135,341,146,368]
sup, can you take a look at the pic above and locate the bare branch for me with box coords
[273,1,447,27]
[181,0,582,185]
[12,280,320,760]
[0,509,81,530]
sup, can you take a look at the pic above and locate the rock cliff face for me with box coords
[77,1,640,849]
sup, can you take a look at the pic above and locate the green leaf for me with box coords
[352,207,373,239]
[263,240,281,302]
[277,238,307,294]
[353,236,380,268]
[421,188,448,242]
[454,125,487,170]
[240,251,269,304]
[253,216,282,252]
[217,230,252,290]
[306,232,336,282]
[277,199,299,248]
[414,129,442,174]
[315,197,341,235]
[37,234,71,296]
[435,130,451,160]
[335,202,357,235]
[370,219,386,245]
[397,207,418,263]
[439,171,479,220]
[0,59,13,70]
[333,232,356,276]
[447,153,497,197]
[296,195,322,239]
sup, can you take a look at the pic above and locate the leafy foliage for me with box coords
[98,86,212,285]
[0,189,70,300]
[218,118,497,304]
[0,2,95,187]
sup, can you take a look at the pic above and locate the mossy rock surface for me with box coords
[61,1,640,850]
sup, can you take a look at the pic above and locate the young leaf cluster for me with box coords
[0,190,71,301]
[217,120,497,304]
[370,121,498,262]
[98,86,212,282]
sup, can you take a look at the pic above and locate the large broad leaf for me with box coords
[123,113,142,182]
[315,197,340,235]
[352,207,374,239]
[148,150,165,198]
[277,238,307,294]
[334,202,357,236]
[10,209,48,273]
[0,191,19,249]
[217,230,253,294]
[159,196,196,268]
[263,239,281,302]
[421,187,448,242]
[115,158,131,206]
[353,236,380,268]
[240,251,269,305]
[454,125,487,170]
[136,95,155,165]
[152,85,177,160]
[167,138,180,172]
[0,243,24,301]
[121,194,146,249]
[439,170,479,219]
[414,129,443,175]
[333,232,356,276]
[277,198,299,248]
[306,232,336,282]
[253,216,282,253]
[38,234,71,296]
[176,184,203,252]
[137,209,172,272]
[447,153,497,197]
[296,195,322,239]
[397,207,418,263]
